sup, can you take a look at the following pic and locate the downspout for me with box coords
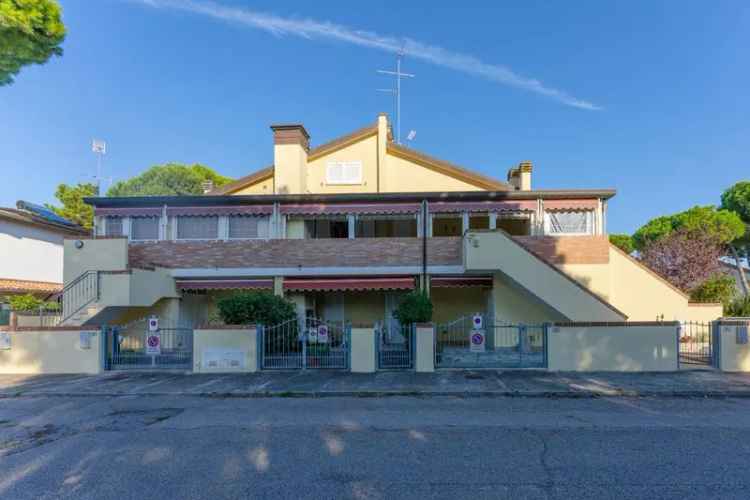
[422,199,428,294]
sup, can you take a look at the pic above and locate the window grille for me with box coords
[104,216,123,237]
[176,216,218,240]
[544,211,593,235]
[131,216,159,240]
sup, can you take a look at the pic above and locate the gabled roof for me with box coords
[209,120,511,195]
[0,278,62,295]
[0,206,88,236]
[387,143,510,191]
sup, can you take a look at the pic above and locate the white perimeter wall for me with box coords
[0,220,65,283]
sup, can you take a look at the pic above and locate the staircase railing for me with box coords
[61,271,100,324]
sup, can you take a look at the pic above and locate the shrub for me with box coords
[216,291,296,326]
[689,274,736,306]
[609,234,634,254]
[726,296,750,317]
[8,294,59,312]
[392,291,433,325]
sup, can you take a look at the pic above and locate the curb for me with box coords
[2,390,750,399]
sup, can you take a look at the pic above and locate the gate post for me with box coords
[415,323,435,372]
[350,325,376,373]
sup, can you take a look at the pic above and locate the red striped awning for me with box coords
[95,207,163,217]
[428,200,537,213]
[279,203,421,216]
[283,277,415,292]
[166,205,274,216]
[176,279,274,290]
[430,276,493,288]
[543,199,598,211]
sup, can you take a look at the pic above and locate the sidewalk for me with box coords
[1,369,750,398]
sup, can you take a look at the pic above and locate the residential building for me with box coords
[0,202,88,324]
[62,114,721,330]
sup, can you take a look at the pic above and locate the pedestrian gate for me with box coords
[679,321,715,367]
[261,317,350,370]
[377,321,414,369]
[105,317,193,370]
[435,315,547,369]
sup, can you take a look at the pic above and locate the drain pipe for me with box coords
[421,199,428,293]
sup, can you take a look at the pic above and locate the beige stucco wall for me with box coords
[431,287,489,324]
[307,134,379,194]
[232,176,273,195]
[718,322,750,372]
[465,231,625,322]
[685,304,724,323]
[97,268,178,312]
[415,324,435,372]
[548,325,678,372]
[491,274,567,325]
[273,143,307,194]
[350,327,376,373]
[0,329,102,374]
[64,238,128,284]
[557,263,612,303]
[193,327,258,373]
[342,291,386,325]
[0,219,68,284]
[383,152,484,193]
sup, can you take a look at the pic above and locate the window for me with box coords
[497,216,531,236]
[432,215,462,237]
[356,216,417,237]
[176,216,218,240]
[104,216,123,237]
[229,215,269,239]
[469,215,489,230]
[131,216,159,240]
[304,218,348,238]
[326,161,362,185]
[544,211,593,235]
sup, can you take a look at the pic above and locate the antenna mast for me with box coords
[91,139,107,195]
[377,51,414,144]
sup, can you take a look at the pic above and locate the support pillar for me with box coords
[273,277,284,297]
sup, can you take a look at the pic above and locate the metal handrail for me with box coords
[61,271,100,324]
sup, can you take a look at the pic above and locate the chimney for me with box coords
[270,124,310,194]
[507,161,532,191]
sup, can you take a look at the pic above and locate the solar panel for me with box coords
[16,201,79,228]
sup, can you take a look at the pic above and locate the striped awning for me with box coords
[166,205,274,217]
[428,200,537,213]
[543,199,598,211]
[430,276,493,288]
[283,277,415,292]
[95,207,163,217]
[176,279,274,291]
[280,203,421,216]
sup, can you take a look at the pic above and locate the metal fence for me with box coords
[106,317,194,370]
[261,317,350,370]
[377,321,414,369]
[435,316,547,369]
[678,321,714,366]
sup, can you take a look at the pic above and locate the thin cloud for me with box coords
[134,0,601,110]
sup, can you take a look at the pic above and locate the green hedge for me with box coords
[216,291,296,326]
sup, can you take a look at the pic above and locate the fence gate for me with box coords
[106,317,193,370]
[377,320,414,369]
[679,321,714,367]
[435,315,547,369]
[261,317,350,370]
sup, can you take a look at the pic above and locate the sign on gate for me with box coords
[469,329,486,352]
[146,332,161,356]
[472,314,483,329]
[318,324,329,344]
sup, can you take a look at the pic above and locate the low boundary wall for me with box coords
[547,322,679,372]
[0,327,103,374]
[717,319,750,372]
[192,326,259,373]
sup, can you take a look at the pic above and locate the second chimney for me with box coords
[270,124,310,194]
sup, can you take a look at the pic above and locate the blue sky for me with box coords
[1,0,748,233]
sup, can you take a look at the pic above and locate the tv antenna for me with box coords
[377,50,414,144]
[91,138,107,195]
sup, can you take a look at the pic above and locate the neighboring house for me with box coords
[61,114,721,329]
[0,202,88,324]
[720,258,750,296]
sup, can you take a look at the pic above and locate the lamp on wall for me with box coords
[74,240,84,249]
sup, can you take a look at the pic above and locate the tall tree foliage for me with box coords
[0,0,66,86]
[107,163,232,197]
[609,233,634,254]
[46,182,97,229]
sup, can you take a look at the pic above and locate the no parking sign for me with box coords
[469,329,486,353]
[146,316,160,355]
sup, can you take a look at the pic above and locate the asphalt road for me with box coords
[1,395,750,500]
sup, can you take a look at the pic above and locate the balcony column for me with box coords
[461,212,470,235]
[489,212,497,231]
[273,277,284,297]
[347,214,356,239]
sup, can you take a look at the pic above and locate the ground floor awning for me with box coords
[283,277,416,292]
[430,276,493,288]
[175,279,274,291]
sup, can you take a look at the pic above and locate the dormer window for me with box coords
[326,161,362,185]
